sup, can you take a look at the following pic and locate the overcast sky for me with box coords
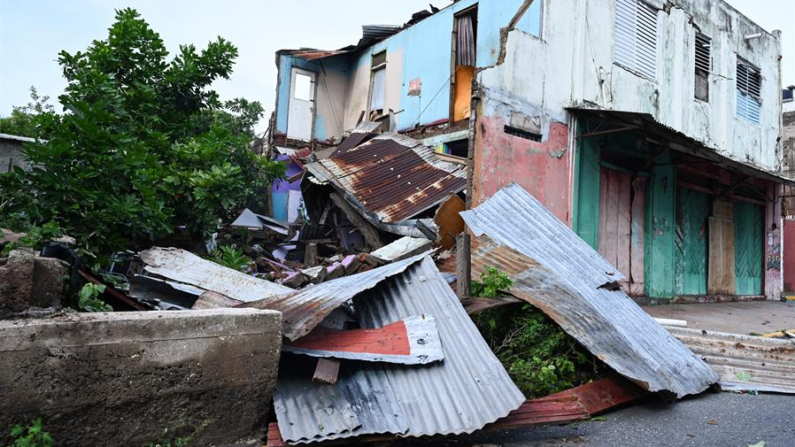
[1,0,793,134]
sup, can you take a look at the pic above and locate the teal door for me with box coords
[734,202,763,295]
[675,187,709,295]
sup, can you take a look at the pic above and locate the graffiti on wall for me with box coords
[767,228,781,270]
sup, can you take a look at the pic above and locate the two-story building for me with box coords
[272,0,789,301]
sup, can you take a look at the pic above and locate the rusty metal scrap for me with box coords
[242,252,429,341]
[461,184,719,398]
[272,256,524,444]
[306,134,466,224]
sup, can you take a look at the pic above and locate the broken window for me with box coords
[694,32,711,102]
[614,0,658,80]
[452,7,477,122]
[736,57,761,124]
[369,51,387,115]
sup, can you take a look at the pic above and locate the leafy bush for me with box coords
[0,222,62,256]
[208,245,252,271]
[471,266,603,398]
[0,8,285,261]
[475,304,603,398]
[471,266,513,297]
[5,418,53,447]
[77,283,113,312]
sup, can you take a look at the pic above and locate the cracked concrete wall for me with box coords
[479,0,781,176]
[0,309,281,447]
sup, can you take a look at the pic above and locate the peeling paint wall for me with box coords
[273,0,544,142]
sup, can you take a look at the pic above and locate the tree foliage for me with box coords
[0,87,54,139]
[0,8,284,260]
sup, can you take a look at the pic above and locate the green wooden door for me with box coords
[734,202,763,295]
[675,187,709,295]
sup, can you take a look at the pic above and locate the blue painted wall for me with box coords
[275,0,543,136]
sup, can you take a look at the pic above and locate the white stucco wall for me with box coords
[479,0,782,173]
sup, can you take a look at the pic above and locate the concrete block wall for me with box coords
[0,309,281,446]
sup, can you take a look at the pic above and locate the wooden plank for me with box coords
[574,138,601,249]
[646,154,676,298]
[597,167,611,262]
[456,233,471,298]
[708,216,736,295]
[329,193,384,250]
[675,188,709,295]
[629,178,646,296]
[616,170,632,278]
[312,358,341,385]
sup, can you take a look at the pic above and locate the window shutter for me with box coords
[614,0,657,80]
[695,33,711,73]
[736,58,761,124]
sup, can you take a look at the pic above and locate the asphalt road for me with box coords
[402,391,794,447]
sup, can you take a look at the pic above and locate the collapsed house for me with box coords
[272,0,791,303]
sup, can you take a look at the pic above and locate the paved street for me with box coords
[406,392,794,447]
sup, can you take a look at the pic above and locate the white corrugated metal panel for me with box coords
[245,253,429,341]
[461,184,719,398]
[273,257,525,443]
[614,0,657,80]
[140,247,292,302]
[667,327,795,394]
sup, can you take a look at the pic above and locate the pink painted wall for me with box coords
[764,183,783,299]
[472,116,571,224]
[784,220,795,292]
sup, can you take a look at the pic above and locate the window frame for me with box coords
[694,32,711,102]
[736,56,762,125]
[368,51,387,116]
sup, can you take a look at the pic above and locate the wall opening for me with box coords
[504,125,541,142]
[452,6,477,123]
[369,51,387,120]
[694,32,711,102]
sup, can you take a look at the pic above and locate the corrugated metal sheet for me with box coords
[282,315,444,365]
[139,248,292,302]
[243,252,428,341]
[273,257,525,443]
[667,327,795,394]
[332,121,382,156]
[309,134,466,223]
[461,184,719,398]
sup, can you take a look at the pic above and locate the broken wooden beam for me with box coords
[330,192,384,249]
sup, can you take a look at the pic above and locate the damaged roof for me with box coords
[461,184,720,398]
[306,133,467,224]
[243,252,429,341]
[273,256,525,444]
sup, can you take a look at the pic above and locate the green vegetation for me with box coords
[471,267,604,398]
[0,87,54,139]
[0,8,285,262]
[208,245,252,271]
[5,419,53,447]
[0,222,62,256]
[77,283,113,312]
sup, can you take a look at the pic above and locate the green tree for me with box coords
[0,8,284,259]
[0,87,55,139]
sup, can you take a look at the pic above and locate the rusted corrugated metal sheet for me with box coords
[332,121,382,156]
[272,257,525,444]
[243,252,428,341]
[667,327,795,394]
[462,184,719,398]
[282,315,444,365]
[308,134,466,224]
[140,248,292,302]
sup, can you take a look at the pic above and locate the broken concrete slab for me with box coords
[301,265,326,284]
[0,308,281,446]
[0,249,67,317]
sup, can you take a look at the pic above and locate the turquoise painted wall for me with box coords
[734,202,764,295]
[573,137,600,249]
[674,187,709,295]
[275,0,543,134]
[645,153,677,298]
[275,54,350,140]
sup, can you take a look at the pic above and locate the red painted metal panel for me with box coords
[286,320,411,356]
[784,220,795,291]
[552,375,648,415]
